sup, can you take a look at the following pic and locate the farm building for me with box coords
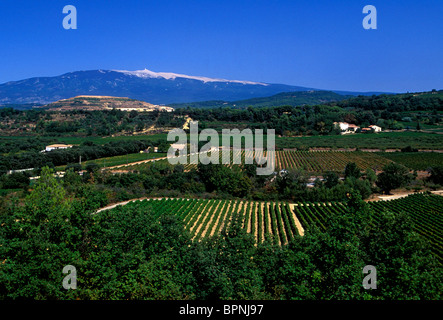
[333,122,360,134]
[369,125,382,132]
[42,144,73,152]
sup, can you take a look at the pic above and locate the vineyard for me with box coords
[107,198,302,246]
[293,193,443,263]
[377,152,443,171]
[113,150,392,173]
[274,150,390,172]
[105,193,443,263]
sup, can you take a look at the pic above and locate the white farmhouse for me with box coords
[43,144,73,152]
[369,125,382,132]
[333,122,360,134]
[334,122,349,131]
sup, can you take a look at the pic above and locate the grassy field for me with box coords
[55,152,167,171]
[276,131,443,150]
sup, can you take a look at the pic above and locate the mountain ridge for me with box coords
[0,69,392,106]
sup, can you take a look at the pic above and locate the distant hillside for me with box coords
[0,69,391,106]
[334,90,443,111]
[0,69,315,105]
[0,103,42,110]
[170,90,353,109]
[39,95,174,112]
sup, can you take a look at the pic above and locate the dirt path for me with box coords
[104,156,168,170]
[210,200,232,237]
[95,197,163,213]
[366,189,443,202]
[219,200,238,234]
[95,196,195,214]
[246,202,253,234]
[193,200,222,239]
[104,148,223,171]
[288,204,305,236]
[188,200,210,232]
[265,202,273,241]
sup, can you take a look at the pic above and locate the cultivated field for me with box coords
[115,150,393,173]
[104,193,443,263]
[377,152,443,171]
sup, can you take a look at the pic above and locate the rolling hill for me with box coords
[39,95,174,112]
[169,90,353,109]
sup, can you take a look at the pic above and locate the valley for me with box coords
[1,80,442,302]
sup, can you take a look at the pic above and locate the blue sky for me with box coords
[0,0,442,93]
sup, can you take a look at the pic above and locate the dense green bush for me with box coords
[0,171,441,300]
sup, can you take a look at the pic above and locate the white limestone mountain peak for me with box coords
[113,68,268,86]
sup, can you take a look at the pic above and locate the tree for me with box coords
[428,166,443,185]
[344,162,361,179]
[65,163,82,172]
[401,145,418,152]
[63,167,82,191]
[275,169,308,199]
[244,163,258,178]
[0,167,84,299]
[85,162,100,175]
[376,162,414,194]
[344,177,372,199]
[25,166,71,225]
[416,122,421,130]
[360,210,442,299]
[197,163,252,197]
[323,171,339,188]
[0,172,30,190]
[364,168,377,185]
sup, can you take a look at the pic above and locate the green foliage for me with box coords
[0,108,185,136]
[0,88,441,299]
[429,166,443,185]
[0,139,158,171]
[0,181,442,299]
[401,145,418,152]
[172,90,442,137]
[80,208,195,299]
[197,163,252,197]
[344,177,372,200]
[364,168,377,185]
[65,163,82,172]
[275,131,442,150]
[276,169,308,195]
[323,171,339,188]
[0,172,30,190]
[171,91,350,109]
[0,167,88,299]
[378,152,443,171]
[344,162,361,179]
[376,162,415,194]
[360,210,442,299]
